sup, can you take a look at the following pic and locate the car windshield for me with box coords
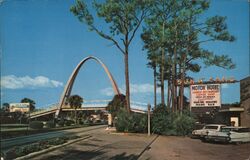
[204,126,218,129]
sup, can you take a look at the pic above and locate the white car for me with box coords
[229,127,250,143]
[204,126,234,142]
[192,124,226,138]
[205,127,250,143]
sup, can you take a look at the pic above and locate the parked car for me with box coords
[229,127,250,143]
[191,124,226,139]
[204,126,234,142]
[205,127,250,144]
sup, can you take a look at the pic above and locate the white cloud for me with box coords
[100,83,161,96]
[1,75,63,89]
[100,87,114,96]
[130,83,154,94]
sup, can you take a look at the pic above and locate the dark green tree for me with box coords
[142,0,235,113]
[2,103,10,112]
[70,0,152,112]
[175,0,235,112]
[146,51,160,109]
[107,94,126,119]
[67,95,83,124]
[141,0,178,106]
[20,98,36,111]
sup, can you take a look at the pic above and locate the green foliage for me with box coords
[107,94,126,118]
[65,120,74,126]
[45,121,55,128]
[152,106,195,136]
[116,108,147,133]
[152,106,175,135]
[67,95,83,109]
[47,137,67,145]
[70,0,152,111]
[173,112,195,136]
[29,121,44,129]
[21,97,36,111]
[4,136,80,159]
[57,119,65,127]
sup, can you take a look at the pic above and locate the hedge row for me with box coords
[115,106,195,136]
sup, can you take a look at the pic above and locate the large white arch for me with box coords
[55,56,120,118]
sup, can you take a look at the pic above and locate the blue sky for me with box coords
[0,0,249,108]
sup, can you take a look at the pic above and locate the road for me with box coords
[32,131,156,160]
[32,132,249,160]
[2,128,249,160]
[1,125,106,151]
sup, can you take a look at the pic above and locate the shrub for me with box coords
[29,121,43,129]
[151,106,175,135]
[173,111,195,136]
[151,106,195,136]
[116,108,147,133]
[65,120,74,126]
[4,135,80,159]
[57,119,65,127]
[45,121,55,128]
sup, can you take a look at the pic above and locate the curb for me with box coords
[14,135,92,160]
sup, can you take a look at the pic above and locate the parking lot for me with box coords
[28,128,249,160]
[139,136,250,160]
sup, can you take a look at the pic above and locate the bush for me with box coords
[65,120,74,126]
[116,108,147,133]
[57,119,65,127]
[151,106,195,136]
[45,121,55,128]
[4,135,80,159]
[29,121,43,129]
[173,111,195,136]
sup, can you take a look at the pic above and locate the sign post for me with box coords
[148,104,151,136]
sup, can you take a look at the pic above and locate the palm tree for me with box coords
[67,95,83,125]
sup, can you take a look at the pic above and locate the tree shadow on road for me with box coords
[38,149,105,160]
[108,152,138,160]
[38,149,139,160]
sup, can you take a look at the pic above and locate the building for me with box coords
[9,103,30,113]
[240,76,250,127]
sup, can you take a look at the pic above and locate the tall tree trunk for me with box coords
[172,23,177,112]
[180,56,186,114]
[124,48,131,113]
[153,66,157,109]
[167,80,171,110]
[161,22,165,106]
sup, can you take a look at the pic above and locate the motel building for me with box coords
[190,76,250,127]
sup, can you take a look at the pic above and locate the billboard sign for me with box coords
[190,84,221,107]
[9,103,30,113]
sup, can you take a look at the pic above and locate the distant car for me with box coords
[205,127,250,144]
[191,124,226,139]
